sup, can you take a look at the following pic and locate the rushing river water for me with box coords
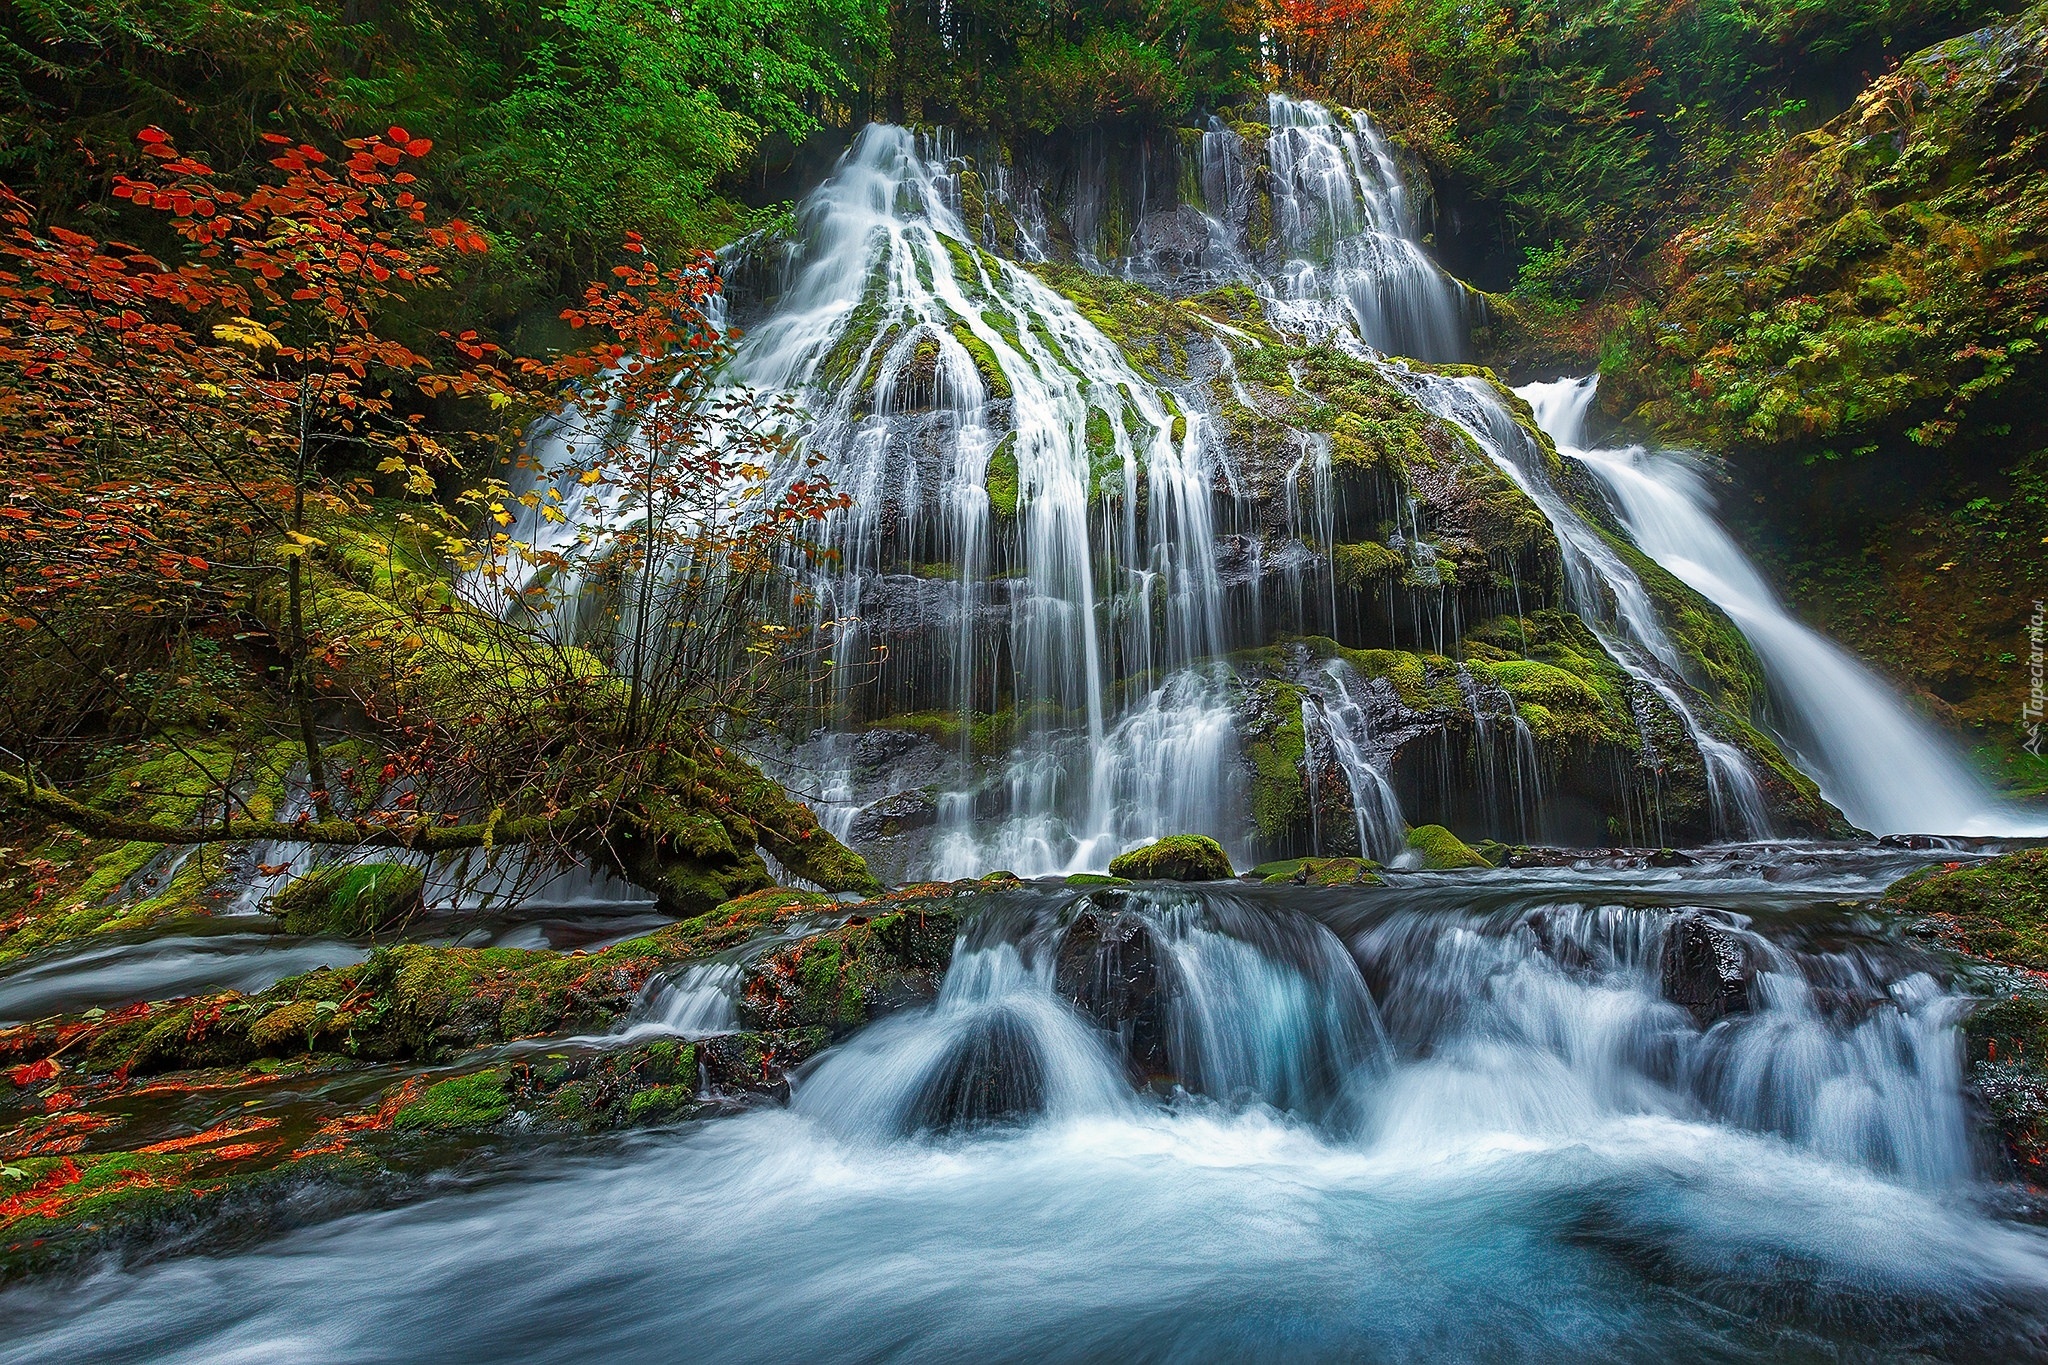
[8,846,2048,1362]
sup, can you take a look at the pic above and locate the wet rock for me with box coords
[1250,857,1382,887]
[1660,912,1755,1027]
[1056,901,1172,1079]
[1649,848,1697,867]
[847,790,939,843]
[1131,206,1213,279]
[1108,834,1234,882]
[904,1009,1046,1132]
[852,728,932,776]
[1525,910,1593,973]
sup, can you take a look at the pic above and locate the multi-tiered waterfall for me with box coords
[481,94,2029,873]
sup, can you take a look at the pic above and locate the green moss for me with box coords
[1332,541,1402,592]
[270,862,425,937]
[1888,849,2048,968]
[950,323,1012,399]
[393,1068,513,1131]
[1106,835,1234,881]
[739,889,966,1033]
[1405,824,1492,869]
[1254,857,1384,886]
[985,433,1020,516]
[1244,679,1309,842]
[1064,873,1133,888]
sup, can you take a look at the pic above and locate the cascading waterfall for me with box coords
[1391,368,1774,840]
[721,124,1244,876]
[476,96,1966,873]
[1527,375,2048,838]
[1253,96,1468,360]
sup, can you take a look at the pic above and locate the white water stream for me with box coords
[13,860,2045,1360]
[1524,375,2047,837]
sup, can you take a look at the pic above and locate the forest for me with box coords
[2,1,2048,1358]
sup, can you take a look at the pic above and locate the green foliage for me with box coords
[270,862,427,938]
[873,0,1254,132]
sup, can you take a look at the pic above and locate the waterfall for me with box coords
[1392,369,1773,840]
[479,101,1829,870]
[1527,375,2048,837]
[716,124,1243,875]
[1304,663,1406,860]
[1259,96,1468,360]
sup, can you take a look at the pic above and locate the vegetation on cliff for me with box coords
[1607,3,2048,790]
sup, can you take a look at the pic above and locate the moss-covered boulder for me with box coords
[269,862,425,937]
[1253,857,1384,886]
[1107,835,1234,882]
[1888,849,2048,968]
[1885,850,2048,1172]
[1405,825,1492,869]
[737,892,965,1035]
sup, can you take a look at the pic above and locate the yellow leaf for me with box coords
[578,468,605,486]
[377,456,408,474]
[488,391,513,410]
[212,317,281,351]
[401,635,424,649]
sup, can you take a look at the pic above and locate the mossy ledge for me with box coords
[1107,835,1235,882]
[1885,849,2048,1172]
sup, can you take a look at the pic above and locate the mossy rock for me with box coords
[392,1068,512,1131]
[1887,849,2048,968]
[269,862,425,937]
[1254,857,1384,887]
[1064,873,1133,888]
[1405,825,1492,870]
[737,886,972,1034]
[1107,835,1234,882]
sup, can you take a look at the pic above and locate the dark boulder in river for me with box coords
[1660,911,1755,1027]
[1056,898,1175,1082]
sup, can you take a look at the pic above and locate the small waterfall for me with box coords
[1394,369,1773,839]
[1260,95,1467,360]
[639,961,743,1036]
[793,938,1134,1140]
[1304,663,1406,860]
[1528,375,2048,837]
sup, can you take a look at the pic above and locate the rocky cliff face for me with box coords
[568,99,1849,880]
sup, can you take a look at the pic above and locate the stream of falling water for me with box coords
[1392,369,1774,841]
[1525,376,2048,839]
[474,94,2035,879]
[12,853,2048,1361]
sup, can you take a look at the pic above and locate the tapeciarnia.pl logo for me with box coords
[2026,600,2045,756]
